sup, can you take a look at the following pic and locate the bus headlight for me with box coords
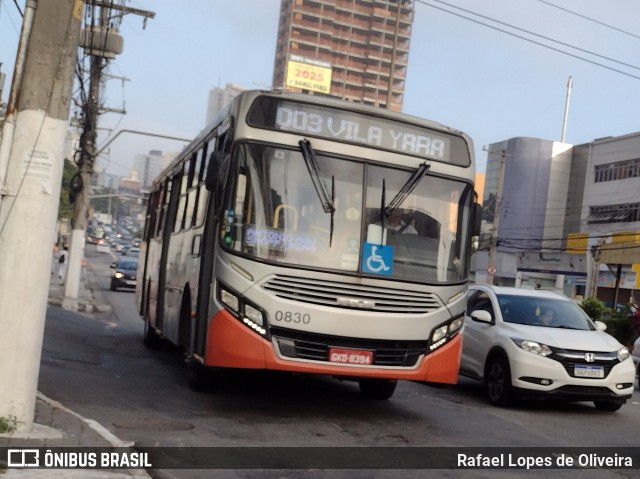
[244,303,265,327]
[219,287,240,313]
[217,282,268,337]
[429,314,464,352]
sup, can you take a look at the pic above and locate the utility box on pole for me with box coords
[0,0,83,432]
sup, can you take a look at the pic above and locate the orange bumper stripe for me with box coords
[206,309,461,383]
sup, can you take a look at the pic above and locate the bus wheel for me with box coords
[358,378,397,400]
[143,317,163,350]
[187,360,210,392]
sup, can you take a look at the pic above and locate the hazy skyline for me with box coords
[1,0,639,178]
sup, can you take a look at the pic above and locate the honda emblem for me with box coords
[584,352,595,363]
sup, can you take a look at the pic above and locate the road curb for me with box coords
[35,392,152,478]
[37,392,134,448]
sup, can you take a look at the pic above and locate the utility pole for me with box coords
[0,0,83,432]
[0,0,37,196]
[486,149,507,286]
[587,238,605,299]
[63,3,109,310]
[560,75,573,143]
[63,2,155,310]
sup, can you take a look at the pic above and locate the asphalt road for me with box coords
[38,245,640,479]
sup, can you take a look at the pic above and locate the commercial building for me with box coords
[272,0,415,111]
[474,133,640,305]
[568,132,640,306]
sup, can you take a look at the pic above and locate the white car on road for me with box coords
[460,285,635,411]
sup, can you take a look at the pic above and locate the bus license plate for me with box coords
[329,348,373,365]
[574,365,604,378]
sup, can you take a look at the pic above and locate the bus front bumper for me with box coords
[205,309,461,384]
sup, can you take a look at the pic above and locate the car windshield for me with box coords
[496,294,595,330]
[221,142,473,283]
[118,261,138,270]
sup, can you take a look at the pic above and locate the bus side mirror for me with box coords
[472,202,482,237]
[205,151,223,192]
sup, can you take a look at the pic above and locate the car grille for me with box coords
[262,275,441,313]
[549,349,619,379]
[271,327,428,367]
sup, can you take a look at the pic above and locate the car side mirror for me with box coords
[110,263,116,269]
[594,320,607,331]
[470,309,492,323]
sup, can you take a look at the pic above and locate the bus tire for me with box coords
[358,378,397,400]
[187,360,210,392]
[143,316,163,350]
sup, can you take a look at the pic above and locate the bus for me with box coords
[137,90,479,399]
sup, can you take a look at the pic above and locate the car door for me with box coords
[462,289,497,378]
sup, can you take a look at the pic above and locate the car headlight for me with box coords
[617,347,630,362]
[114,272,124,279]
[512,338,552,357]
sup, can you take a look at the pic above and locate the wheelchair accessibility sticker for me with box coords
[362,242,393,276]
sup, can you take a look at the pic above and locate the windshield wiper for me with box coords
[299,139,335,244]
[384,162,430,216]
[299,140,335,214]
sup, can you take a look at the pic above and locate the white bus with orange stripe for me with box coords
[137,90,479,399]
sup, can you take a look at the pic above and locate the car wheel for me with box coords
[594,400,625,412]
[143,316,163,350]
[358,378,397,400]
[486,355,513,406]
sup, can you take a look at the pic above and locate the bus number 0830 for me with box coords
[275,311,311,324]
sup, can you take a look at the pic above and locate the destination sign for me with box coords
[247,97,470,166]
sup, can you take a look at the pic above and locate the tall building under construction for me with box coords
[272,0,415,112]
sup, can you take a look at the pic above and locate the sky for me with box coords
[1,0,639,178]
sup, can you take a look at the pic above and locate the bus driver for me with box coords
[386,210,418,234]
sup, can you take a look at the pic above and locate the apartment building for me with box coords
[272,0,414,111]
[205,83,246,126]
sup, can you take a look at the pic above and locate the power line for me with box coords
[11,0,23,17]
[416,0,640,81]
[535,0,640,41]
[429,0,640,72]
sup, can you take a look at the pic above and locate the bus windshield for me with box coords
[221,142,472,283]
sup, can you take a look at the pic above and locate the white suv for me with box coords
[460,285,635,411]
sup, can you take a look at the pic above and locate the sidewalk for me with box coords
[47,260,111,314]
[0,261,148,478]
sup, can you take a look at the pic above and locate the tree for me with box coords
[579,297,609,322]
[58,159,77,220]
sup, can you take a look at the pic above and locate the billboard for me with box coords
[286,54,332,94]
